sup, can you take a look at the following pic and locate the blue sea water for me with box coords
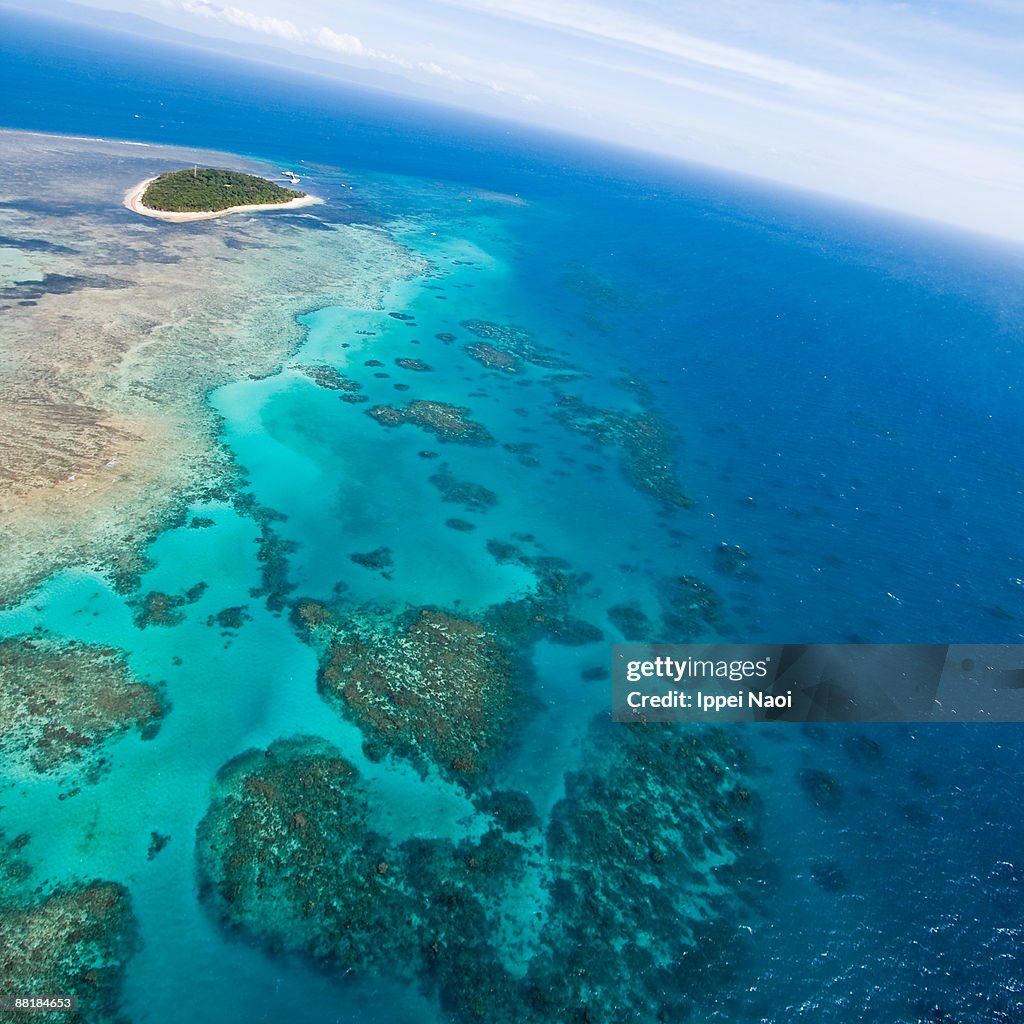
[2,7,1024,1023]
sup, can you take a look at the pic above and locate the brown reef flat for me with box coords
[0,131,424,603]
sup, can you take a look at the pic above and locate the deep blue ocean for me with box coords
[2,7,1024,1024]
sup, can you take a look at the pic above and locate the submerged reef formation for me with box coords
[197,724,762,1024]
[429,465,498,512]
[527,721,761,1023]
[294,363,363,394]
[800,769,844,812]
[0,637,164,777]
[607,601,651,641]
[713,542,759,582]
[658,574,727,640]
[460,319,571,370]
[230,497,298,613]
[483,539,603,647]
[464,342,523,374]
[293,603,518,783]
[196,739,535,1017]
[395,357,432,372]
[350,546,394,576]
[366,400,494,445]
[196,739,396,965]
[551,393,694,510]
[0,881,137,1024]
[130,583,206,628]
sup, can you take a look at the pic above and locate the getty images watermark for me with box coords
[612,644,1024,723]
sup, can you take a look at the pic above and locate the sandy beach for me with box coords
[124,176,322,221]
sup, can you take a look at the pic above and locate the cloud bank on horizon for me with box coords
[67,0,1024,241]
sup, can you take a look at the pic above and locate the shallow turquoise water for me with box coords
[2,10,1024,1020]
[2,158,1022,1020]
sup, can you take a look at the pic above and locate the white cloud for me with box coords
[174,0,544,101]
[78,0,1024,240]
[311,26,365,57]
[182,1,303,43]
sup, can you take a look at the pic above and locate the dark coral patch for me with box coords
[465,341,522,373]
[552,392,694,511]
[294,604,518,785]
[0,637,165,776]
[483,540,602,647]
[132,590,188,628]
[206,606,252,631]
[196,739,533,1020]
[800,769,844,812]
[658,574,726,640]
[196,739,399,966]
[367,400,494,445]
[533,720,763,1021]
[429,465,498,511]
[0,882,137,1021]
[294,364,362,393]
[714,542,759,581]
[607,602,651,641]
[350,547,394,572]
[843,733,884,763]
[461,319,571,370]
[810,858,847,892]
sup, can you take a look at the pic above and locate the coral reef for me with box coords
[0,132,425,605]
[196,739,532,1020]
[607,601,651,641]
[658,574,726,639]
[810,858,847,892]
[0,882,137,1024]
[130,580,206,628]
[196,738,400,966]
[429,466,498,512]
[552,393,694,510]
[527,721,762,1023]
[206,606,252,631]
[234,501,297,613]
[349,547,394,574]
[843,733,884,763]
[294,363,363,393]
[0,637,164,776]
[294,604,518,784]
[147,832,171,861]
[464,342,522,373]
[460,320,570,370]
[131,591,187,628]
[197,723,763,1024]
[367,401,494,445]
[800,769,844,811]
[713,542,759,581]
[483,539,603,647]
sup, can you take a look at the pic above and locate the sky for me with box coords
[20,0,1024,242]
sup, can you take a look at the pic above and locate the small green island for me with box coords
[140,168,305,213]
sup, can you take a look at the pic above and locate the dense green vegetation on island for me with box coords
[141,168,305,213]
